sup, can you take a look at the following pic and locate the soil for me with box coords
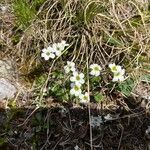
[0,100,149,150]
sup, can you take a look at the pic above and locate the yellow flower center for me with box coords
[74,85,80,91]
[83,96,88,100]
[94,67,99,71]
[56,46,60,51]
[112,66,117,71]
[114,72,120,77]
[46,52,51,56]
[76,76,80,81]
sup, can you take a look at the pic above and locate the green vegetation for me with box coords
[12,0,45,28]
[0,0,149,105]
[0,0,149,149]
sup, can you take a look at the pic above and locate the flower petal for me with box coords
[42,48,47,53]
[70,89,74,95]
[70,76,75,82]
[112,77,118,82]
[80,73,84,78]
[119,76,125,81]
[44,55,50,60]
[50,53,55,59]
[109,63,115,69]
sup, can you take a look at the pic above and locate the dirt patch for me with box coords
[0,102,149,150]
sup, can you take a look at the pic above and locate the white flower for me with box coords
[70,72,85,84]
[112,69,125,82]
[41,47,55,60]
[70,83,82,96]
[79,92,89,103]
[52,43,63,56]
[52,40,69,56]
[90,64,102,76]
[108,63,126,82]
[109,63,122,73]
[64,61,76,73]
[61,40,69,47]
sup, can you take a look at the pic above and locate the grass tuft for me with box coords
[12,0,45,29]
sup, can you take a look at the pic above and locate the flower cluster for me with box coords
[63,62,103,103]
[64,61,90,103]
[41,40,127,103]
[109,63,125,82]
[41,40,69,60]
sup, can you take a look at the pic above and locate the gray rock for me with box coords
[0,60,17,100]
[0,60,14,78]
[0,78,17,99]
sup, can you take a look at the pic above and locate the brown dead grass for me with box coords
[0,0,150,149]
[1,0,149,74]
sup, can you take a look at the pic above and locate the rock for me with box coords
[0,78,17,100]
[0,60,15,79]
[0,60,17,100]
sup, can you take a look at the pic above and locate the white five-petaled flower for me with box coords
[70,71,85,84]
[79,92,89,103]
[108,63,122,73]
[112,69,125,82]
[64,61,76,73]
[90,64,102,76]
[109,63,126,82]
[41,46,55,60]
[52,40,69,56]
[70,83,82,96]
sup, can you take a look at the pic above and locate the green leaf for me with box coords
[52,71,64,79]
[0,137,7,146]
[118,78,135,96]
[141,74,150,83]
[90,76,101,83]
[107,36,123,46]
[94,92,104,102]
[35,74,47,86]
